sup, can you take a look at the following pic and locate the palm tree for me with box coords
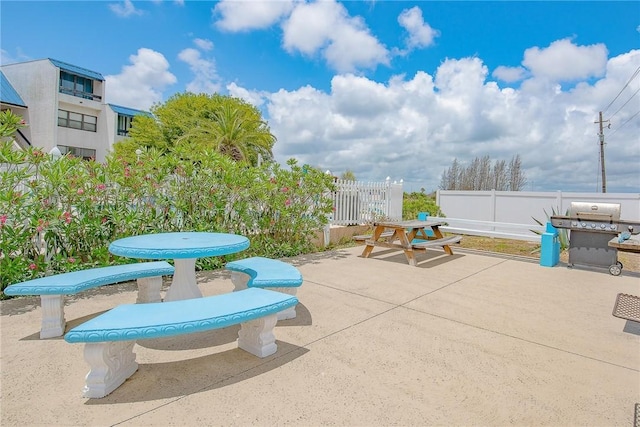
[212,101,275,165]
[121,93,276,166]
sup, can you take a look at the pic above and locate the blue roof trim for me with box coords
[49,58,104,81]
[108,104,152,117]
[0,71,27,107]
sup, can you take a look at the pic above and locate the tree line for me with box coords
[439,155,527,191]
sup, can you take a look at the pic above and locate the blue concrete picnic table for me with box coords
[109,232,249,301]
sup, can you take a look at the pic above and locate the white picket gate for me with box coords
[330,179,403,225]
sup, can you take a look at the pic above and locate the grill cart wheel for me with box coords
[609,264,622,276]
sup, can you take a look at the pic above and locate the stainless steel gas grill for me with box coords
[550,202,640,275]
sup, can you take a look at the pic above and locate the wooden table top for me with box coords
[373,220,445,229]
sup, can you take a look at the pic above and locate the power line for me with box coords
[602,65,640,115]
[607,110,640,138]
[607,86,640,121]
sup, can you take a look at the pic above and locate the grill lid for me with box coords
[569,202,620,222]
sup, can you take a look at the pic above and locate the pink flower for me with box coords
[282,187,289,192]
[77,188,84,195]
[101,217,107,224]
[96,184,106,191]
[285,199,291,207]
[68,257,76,264]
[36,225,44,232]
[0,215,7,226]
[28,263,37,271]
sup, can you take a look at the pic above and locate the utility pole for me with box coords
[595,111,609,193]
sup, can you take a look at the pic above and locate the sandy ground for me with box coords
[1,246,639,426]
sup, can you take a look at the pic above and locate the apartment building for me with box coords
[1,58,149,161]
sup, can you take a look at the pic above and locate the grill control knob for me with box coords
[591,223,596,228]
[581,222,586,227]
[611,225,617,230]
[572,221,578,227]
[600,224,606,229]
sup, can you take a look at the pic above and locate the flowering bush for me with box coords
[0,142,334,293]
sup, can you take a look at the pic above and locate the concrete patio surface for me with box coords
[1,246,639,426]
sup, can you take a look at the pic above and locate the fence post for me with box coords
[385,177,391,219]
[323,213,332,247]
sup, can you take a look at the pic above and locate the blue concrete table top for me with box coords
[109,232,250,259]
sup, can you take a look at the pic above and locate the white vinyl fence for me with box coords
[436,190,640,223]
[330,178,403,225]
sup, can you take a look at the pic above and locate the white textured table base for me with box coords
[164,258,202,302]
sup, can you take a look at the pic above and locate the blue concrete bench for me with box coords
[225,257,303,320]
[64,288,297,398]
[3,261,174,338]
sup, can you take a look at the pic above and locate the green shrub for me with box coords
[402,191,444,220]
[0,142,334,293]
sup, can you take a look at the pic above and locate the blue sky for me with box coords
[2,0,639,193]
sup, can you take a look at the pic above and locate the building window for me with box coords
[59,71,99,100]
[58,109,97,132]
[117,114,134,136]
[58,145,96,161]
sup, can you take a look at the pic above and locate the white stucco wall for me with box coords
[2,59,112,161]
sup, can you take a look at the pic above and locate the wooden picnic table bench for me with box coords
[360,220,462,266]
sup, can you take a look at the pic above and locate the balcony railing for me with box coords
[59,87,102,101]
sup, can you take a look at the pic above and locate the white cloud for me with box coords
[281,0,389,73]
[109,0,143,18]
[522,38,608,81]
[214,0,295,31]
[258,47,640,193]
[194,38,214,51]
[398,7,439,50]
[492,66,527,83]
[105,48,176,110]
[227,82,266,107]
[177,47,221,94]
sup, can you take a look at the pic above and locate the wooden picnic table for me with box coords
[360,220,461,266]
